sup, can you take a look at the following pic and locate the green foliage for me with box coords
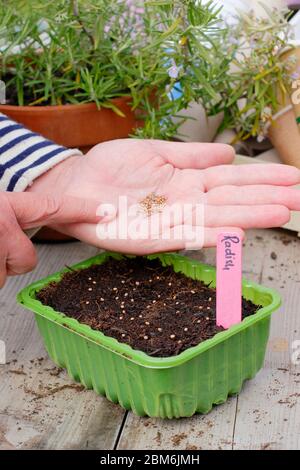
[0,0,225,139]
[203,5,295,141]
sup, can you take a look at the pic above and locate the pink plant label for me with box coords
[216,233,242,329]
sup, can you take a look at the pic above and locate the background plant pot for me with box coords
[17,252,281,419]
[0,97,140,242]
[267,45,300,168]
[0,97,139,150]
[281,44,300,128]
[268,107,300,168]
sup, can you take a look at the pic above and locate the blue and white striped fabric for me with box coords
[0,113,82,192]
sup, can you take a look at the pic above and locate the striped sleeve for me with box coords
[0,113,82,192]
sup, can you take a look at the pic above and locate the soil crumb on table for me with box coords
[36,258,260,357]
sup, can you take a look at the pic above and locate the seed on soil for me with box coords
[119,316,123,320]
[121,280,125,284]
[176,301,179,305]
[184,327,188,332]
[152,300,156,304]
[191,290,195,294]
[135,281,140,286]
[121,334,126,338]
[115,296,119,300]
[177,340,182,344]
[156,276,160,280]
[139,314,143,318]
[157,327,162,332]
[170,334,176,339]
[85,301,90,305]
[130,317,134,321]
[199,306,203,309]
[168,282,172,286]
[100,298,104,301]
[207,306,211,310]
[197,320,201,323]
[145,321,150,325]
[206,317,210,320]
[131,299,134,302]
[143,335,149,340]
[113,287,117,291]
[124,293,128,297]
[88,288,92,291]
[208,297,212,302]
[92,281,96,284]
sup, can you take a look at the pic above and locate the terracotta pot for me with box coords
[280,45,300,129]
[0,97,140,242]
[0,96,139,149]
[267,45,300,169]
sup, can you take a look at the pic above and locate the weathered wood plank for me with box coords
[233,229,300,450]
[2,230,299,450]
[0,242,125,450]
[117,230,266,450]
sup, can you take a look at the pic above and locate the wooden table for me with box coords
[0,228,299,450]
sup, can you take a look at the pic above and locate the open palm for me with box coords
[32,139,300,254]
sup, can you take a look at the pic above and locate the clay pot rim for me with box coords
[0,95,132,113]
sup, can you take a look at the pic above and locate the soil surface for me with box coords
[36,258,261,357]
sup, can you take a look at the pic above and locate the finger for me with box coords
[203,164,300,190]
[120,226,245,253]
[149,140,235,169]
[5,193,101,229]
[50,222,203,253]
[6,227,37,275]
[206,185,300,210]
[204,204,290,228]
[51,222,244,253]
[202,227,245,248]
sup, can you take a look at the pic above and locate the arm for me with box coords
[0,113,99,287]
[0,112,82,191]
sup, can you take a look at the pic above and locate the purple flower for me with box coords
[291,71,300,80]
[168,60,180,79]
[291,66,300,80]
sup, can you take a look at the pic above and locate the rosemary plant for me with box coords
[205,5,296,142]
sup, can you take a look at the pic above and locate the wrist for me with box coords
[26,155,81,195]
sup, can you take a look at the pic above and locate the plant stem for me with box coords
[71,0,95,49]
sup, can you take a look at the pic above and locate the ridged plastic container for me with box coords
[17,252,281,418]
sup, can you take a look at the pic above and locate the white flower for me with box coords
[257,133,265,143]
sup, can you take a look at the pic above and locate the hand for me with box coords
[28,139,300,254]
[0,192,100,287]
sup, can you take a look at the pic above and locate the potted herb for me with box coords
[18,252,281,418]
[202,6,300,167]
[0,0,226,147]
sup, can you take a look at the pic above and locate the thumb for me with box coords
[5,192,101,229]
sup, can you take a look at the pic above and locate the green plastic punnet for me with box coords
[17,252,281,418]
